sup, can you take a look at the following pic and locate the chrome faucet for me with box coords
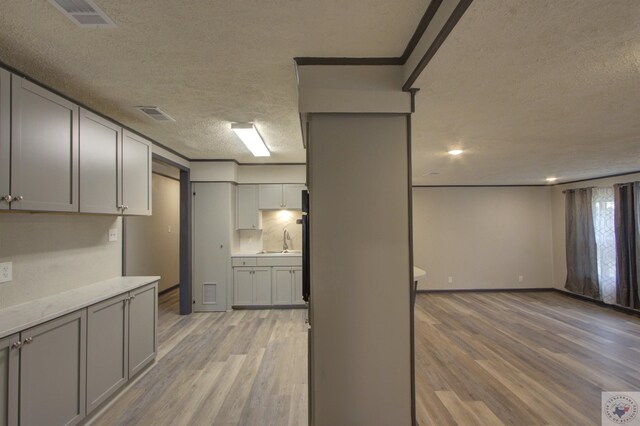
[283,229,291,252]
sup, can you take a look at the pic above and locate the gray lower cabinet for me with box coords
[272,267,304,305]
[128,283,157,377]
[292,267,304,304]
[233,267,271,305]
[273,267,294,305]
[20,310,86,426]
[86,293,129,414]
[0,334,19,426]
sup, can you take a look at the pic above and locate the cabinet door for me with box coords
[0,69,9,211]
[254,267,272,305]
[128,283,157,377]
[87,294,129,414]
[272,267,293,305]
[79,109,121,214]
[237,185,259,230]
[11,76,79,212]
[283,184,306,210]
[121,130,151,216]
[0,334,19,426]
[258,184,283,209]
[192,182,230,312]
[20,310,86,426]
[292,267,304,305]
[234,268,254,305]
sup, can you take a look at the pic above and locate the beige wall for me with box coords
[0,212,122,308]
[551,172,640,289]
[413,186,553,290]
[125,173,180,292]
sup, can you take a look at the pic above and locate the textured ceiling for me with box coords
[0,0,426,162]
[411,0,640,185]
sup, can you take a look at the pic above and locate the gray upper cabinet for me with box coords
[0,334,19,426]
[79,109,121,214]
[237,185,260,230]
[0,69,9,211]
[86,293,129,414]
[11,76,79,212]
[121,130,152,216]
[283,184,305,210]
[258,184,306,210]
[20,310,86,426]
[128,283,157,377]
[258,184,284,209]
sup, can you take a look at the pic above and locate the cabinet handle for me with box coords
[12,195,24,202]
[23,337,33,345]
[10,341,22,350]
[1,195,11,203]
[130,294,136,300]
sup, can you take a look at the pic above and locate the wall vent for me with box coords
[48,0,116,28]
[135,106,176,122]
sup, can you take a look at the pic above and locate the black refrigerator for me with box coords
[301,189,310,302]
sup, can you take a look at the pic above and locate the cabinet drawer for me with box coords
[232,257,257,267]
[256,257,302,267]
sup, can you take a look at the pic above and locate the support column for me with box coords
[298,65,415,425]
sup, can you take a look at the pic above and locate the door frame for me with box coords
[122,153,192,315]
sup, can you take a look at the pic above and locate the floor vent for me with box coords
[48,0,116,28]
[135,106,176,122]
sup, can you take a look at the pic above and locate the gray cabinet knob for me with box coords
[23,337,33,345]
[10,341,22,350]
[1,195,11,203]
[13,195,23,202]
[130,294,136,300]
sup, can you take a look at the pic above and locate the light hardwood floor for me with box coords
[414,291,640,426]
[92,288,308,426]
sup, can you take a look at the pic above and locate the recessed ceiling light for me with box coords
[231,123,270,157]
[546,177,558,182]
[448,149,463,156]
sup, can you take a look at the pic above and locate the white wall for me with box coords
[0,213,122,308]
[125,173,180,292]
[413,186,553,290]
[551,172,640,289]
[190,161,305,184]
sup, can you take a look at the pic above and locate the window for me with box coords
[592,187,616,304]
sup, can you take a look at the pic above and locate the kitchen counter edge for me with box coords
[0,276,160,340]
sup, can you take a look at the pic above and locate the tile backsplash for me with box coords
[238,210,302,253]
[262,210,302,252]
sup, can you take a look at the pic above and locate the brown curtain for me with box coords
[613,183,640,309]
[565,188,600,299]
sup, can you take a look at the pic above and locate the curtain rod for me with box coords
[562,182,637,194]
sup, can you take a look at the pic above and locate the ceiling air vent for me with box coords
[135,107,176,122]
[48,0,116,28]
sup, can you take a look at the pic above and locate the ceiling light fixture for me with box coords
[448,149,463,156]
[231,123,270,157]
[546,177,558,182]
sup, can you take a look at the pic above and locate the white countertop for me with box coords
[0,276,160,340]
[232,252,302,257]
[414,267,426,280]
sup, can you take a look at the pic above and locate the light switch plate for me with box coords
[108,228,118,242]
[0,262,12,283]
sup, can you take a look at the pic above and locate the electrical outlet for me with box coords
[0,262,12,283]
[518,275,524,282]
[448,276,453,284]
[108,228,118,242]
